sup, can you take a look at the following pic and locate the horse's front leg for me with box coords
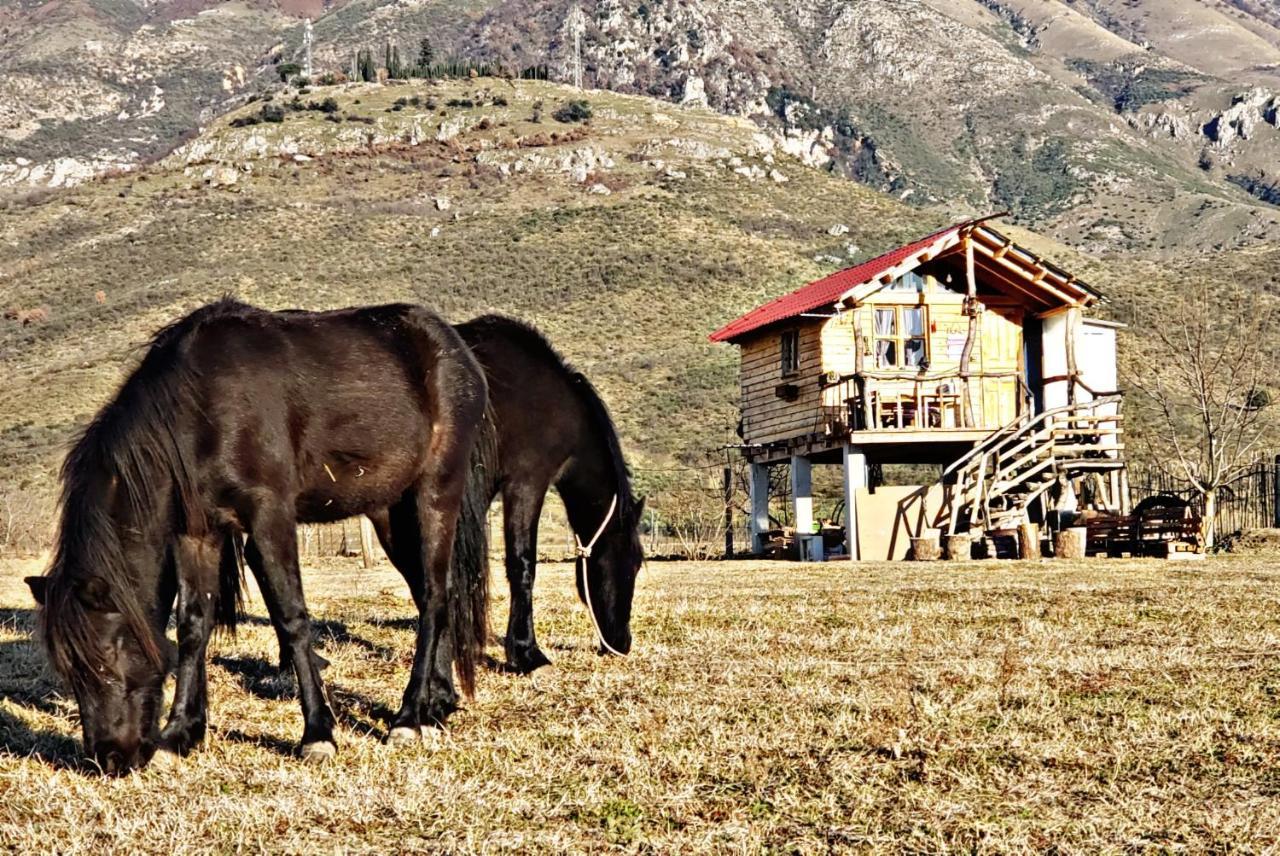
[157,532,222,757]
[247,506,337,761]
[503,487,550,674]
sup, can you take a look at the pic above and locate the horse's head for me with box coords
[27,573,169,775]
[578,497,645,656]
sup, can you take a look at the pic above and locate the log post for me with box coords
[1065,306,1079,408]
[1053,526,1087,560]
[911,529,942,561]
[1018,522,1041,560]
[723,465,734,559]
[944,532,972,561]
[958,234,979,427]
[359,515,377,569]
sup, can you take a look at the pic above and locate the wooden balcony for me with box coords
[820,372,1030,439]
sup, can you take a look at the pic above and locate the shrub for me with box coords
[553,99,592,123]
[261,104,286,123]
[277,62,301,82]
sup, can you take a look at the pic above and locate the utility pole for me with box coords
[566,4,585,89]
[303,18,314,79]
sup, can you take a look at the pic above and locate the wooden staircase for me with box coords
[942,395,1125,535]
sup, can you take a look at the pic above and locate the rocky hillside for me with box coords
[3,78,1277,547]
[4,0,1280,256]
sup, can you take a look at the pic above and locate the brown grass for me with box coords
[2,554,1279,852]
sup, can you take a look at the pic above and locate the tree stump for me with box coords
[1018,523,1041,560]
[1054,527,1087,560]
[911,531,942,561]
[944,533,972,561]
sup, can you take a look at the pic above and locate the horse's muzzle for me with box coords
[93,739,154,775]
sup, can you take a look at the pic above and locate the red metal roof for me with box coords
[708,220,977,343]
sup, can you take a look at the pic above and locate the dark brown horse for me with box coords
[250,316,645,676]
[417,315,645,671]
[25,299,490,773]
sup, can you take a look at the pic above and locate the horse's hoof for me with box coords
[300,740,336,763]
[508,646,552,675]
[386,726,420,747]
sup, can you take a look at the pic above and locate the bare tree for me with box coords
[1128,282,1276,547]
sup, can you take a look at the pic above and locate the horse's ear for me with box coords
[75,577,115,612]
[632,496,647,521]
[163,638,179,672]
[24,576,47,606]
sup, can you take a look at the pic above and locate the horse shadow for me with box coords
[230,613,400,661]
[0,608,86,772]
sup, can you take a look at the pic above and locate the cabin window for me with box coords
[780,330,800,376]
[873,306,928,369]
[888,271,926,293]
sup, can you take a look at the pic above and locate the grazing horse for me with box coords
[25,299,489,773]
[250,316,645,675]
[383,315,645,671]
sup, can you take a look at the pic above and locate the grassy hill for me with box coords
[1,77,1277,549]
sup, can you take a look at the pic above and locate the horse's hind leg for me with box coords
[247,505,337,761]
[158,533,222,758]
[387,479,461,743]
[503,486,552,674]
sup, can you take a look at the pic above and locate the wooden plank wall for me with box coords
[736,283,1033,446]
[740,321,824,446]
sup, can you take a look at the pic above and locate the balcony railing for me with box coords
[820,371,1033,434]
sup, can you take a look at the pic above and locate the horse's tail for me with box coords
[215,529,245,632]
[450,409,496,698]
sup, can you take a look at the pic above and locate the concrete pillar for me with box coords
[790,455,813,535]
[843,445,868,560]
[749,461,770,553]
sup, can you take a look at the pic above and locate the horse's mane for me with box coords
[462,315,636,521]
[40,298,250,684]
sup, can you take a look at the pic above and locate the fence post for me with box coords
[1273,455,1280,528]
[723,466,734,559]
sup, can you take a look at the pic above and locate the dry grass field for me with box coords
[2,554,1279,852]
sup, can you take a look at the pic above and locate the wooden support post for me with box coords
[749,462,770,553]
[359,515,377,569]
[852,307,871,430]
[723,465,734,559]
[1064,307,1079,408]
[959,233,978,428]
[791,455,813,536]
[843,445,867,560]
[1273,455,1280,528]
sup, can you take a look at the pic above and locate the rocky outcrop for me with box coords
[1203,89,1280,146]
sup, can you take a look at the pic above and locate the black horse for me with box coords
[251,316,645,677]
[25,299,490,773]
[405,315,646,672]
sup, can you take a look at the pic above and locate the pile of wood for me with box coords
[1085,503,1203,558]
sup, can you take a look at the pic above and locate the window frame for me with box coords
[871,305,929,370]
[780,329,801,377]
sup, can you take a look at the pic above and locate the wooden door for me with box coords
[979,306,1023,428]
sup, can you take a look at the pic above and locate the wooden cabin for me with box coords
[710,217,1126,560]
